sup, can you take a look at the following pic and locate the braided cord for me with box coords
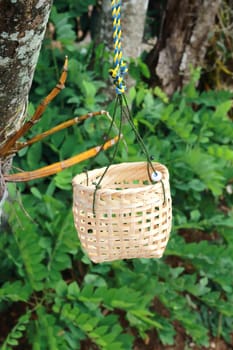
[110,0,128,94]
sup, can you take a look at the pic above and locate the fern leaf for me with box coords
[7,202,47,291]
[1,312,31,350]
[43,209,78,287]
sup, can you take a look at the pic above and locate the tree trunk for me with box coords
[0,0,52,206]
[147,0,221,95]
[121,0,149,59]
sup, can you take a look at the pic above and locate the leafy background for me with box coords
[1,1,233,349]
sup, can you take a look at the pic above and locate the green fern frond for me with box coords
[41,207,78,287]
[6,202,47,291]
[1,311,31,350]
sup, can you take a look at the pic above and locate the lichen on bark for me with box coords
[0,0,52,146]
[0,0,52,204]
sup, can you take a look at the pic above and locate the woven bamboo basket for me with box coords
[72,162,172,263]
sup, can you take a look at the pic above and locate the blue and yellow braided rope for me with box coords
[110,0,128,94]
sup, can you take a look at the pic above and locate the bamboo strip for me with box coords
[4,136,120,182]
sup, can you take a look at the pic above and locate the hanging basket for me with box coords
[72,162,172,263]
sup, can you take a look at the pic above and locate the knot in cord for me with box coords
[110,0,128,94]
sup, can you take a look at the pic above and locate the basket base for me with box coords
[84,246,167,264]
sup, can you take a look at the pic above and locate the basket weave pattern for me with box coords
[72,162,172,263]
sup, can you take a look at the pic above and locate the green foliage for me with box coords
[53,282,134,349]
[0,281,31,303]
[1,312,31,350]
[1,2,233,349]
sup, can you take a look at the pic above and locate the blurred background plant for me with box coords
[203,0,233,90]
[0,0,233,349]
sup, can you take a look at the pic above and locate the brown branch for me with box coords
[0,56,68,157]
[4,135,121,182]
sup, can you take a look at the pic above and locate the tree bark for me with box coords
[0,0,52,205]
[121,0,149,59]
[147,0,221,95]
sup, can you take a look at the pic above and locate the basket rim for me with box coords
[72,161,169,195]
